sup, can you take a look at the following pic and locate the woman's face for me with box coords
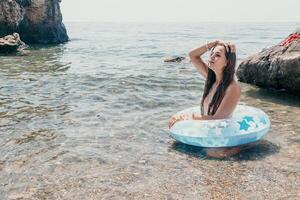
[208,45,227,72]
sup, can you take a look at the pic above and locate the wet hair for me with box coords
[200,44,236,115]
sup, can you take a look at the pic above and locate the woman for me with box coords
[169,40,242,158]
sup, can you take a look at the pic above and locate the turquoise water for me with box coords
[0,22,299,199]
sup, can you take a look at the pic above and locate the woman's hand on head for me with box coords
[208,40,220,49]
[215,41,236,53]
[226,42,236,53]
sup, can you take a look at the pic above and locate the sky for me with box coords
[60,0,300,22]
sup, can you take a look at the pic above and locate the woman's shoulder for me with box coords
[227,80,241,96]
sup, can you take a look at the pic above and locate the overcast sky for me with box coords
[60,0,300,22]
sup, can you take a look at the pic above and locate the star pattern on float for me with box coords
[243,116,254,123]
[238,120,250,131]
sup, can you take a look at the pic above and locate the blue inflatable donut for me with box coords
[169,105,271,147]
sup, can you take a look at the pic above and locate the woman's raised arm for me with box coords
[188,40,219,79]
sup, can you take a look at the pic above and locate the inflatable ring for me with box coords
[169,105,271,147]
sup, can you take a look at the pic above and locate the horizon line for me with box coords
[62,20,300,23]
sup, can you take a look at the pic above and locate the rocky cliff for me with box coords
[0,0,68,44]
[237,28,300,96]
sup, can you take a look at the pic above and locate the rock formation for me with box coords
[0,0,68,44]
[0,32,27,53]
[164,56,186,63]
[237,28,300,96]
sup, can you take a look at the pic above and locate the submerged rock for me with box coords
[0,32,27,53]
[164,56,186,63]
[0,0,68,44]
[237,28,300,96]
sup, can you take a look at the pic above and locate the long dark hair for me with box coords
[200,44,236,115]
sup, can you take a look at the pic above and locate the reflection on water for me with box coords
[0,22,299,199]
[244,85,300,108]
[172,140,281,161]
[0,45,71,74]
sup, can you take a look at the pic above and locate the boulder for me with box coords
[237,28,300,96]
[0,32,27,53]
[0,0,68,44]
[164,56,186,63]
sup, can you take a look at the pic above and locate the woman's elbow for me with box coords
[188,51,196,59]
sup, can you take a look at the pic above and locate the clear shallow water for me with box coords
[0,22,300,199]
